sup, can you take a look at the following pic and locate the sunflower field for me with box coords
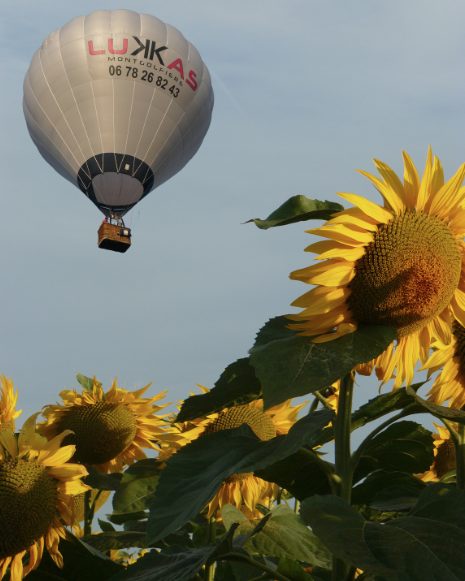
[4,149,465,581]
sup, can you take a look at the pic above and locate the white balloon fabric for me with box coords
[23,9,214,218]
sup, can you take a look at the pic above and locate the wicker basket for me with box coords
[98,222,132,253]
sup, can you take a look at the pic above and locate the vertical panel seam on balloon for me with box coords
[120,80,136,174]
[141,100,186,184]
[58,22,103,175]
[27,70,86,179]
[132,17,169,176]
[136,19,170,181]
[120,11,141,175]
[84,14,105,171]
[24,97,77,180]
[110,10,118,175]
[112,76,118,173]
[131,80,159,175]
[37,47,89,170]
[136,98,175,179]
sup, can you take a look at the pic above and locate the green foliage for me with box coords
[84,531,147,551]
[249,317,396,407]
[147,409,333,543]
[301,486,465,581]
[177,358,262,421]
[85,467,122,491]
[352,470,426,511]
[246,195,344,229]
[354,421,434,479]
[222,504,332,569]
[277,558,317,580]
[112,459,161,514]
[109,526,238,581]
[406,385,465,423]
[108,545,218,581]
[314,383,425,447]
[256,448,332,500]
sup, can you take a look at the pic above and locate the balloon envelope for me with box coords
[23,9,214,218]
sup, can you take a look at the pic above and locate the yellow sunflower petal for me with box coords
[337,192,393,224]
[402,150,420,207]
[359,164,404,214]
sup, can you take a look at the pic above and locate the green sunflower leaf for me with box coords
[249,320,396,408]
[301,488,465,581]
[311,383,424,448]
[85,466,122,491]
[354,421,434,479]
[253,315,297,347]
[277,557,318,580]
[108,545,218,581]
[177,358,262,422]
[109,510,148,525]
[246,195,344,229]
[256,448,332,499]
[83,531,147,551]
[112,459,161,515]
[109,526,238,581]
[405,386,465,424]
[147,408,333,543]
[352,470,426,511]
[222,504,332,569]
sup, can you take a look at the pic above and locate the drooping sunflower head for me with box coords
[159,393,304,518]
[0,414,88,580]
[0,377,22,431]
[205,405,277,440]
[419,424,455,482]
[39,378,169,472]
[424,322,465,409]
[290,149,465,387]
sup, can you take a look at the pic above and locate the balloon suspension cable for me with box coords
[106,212,126,228]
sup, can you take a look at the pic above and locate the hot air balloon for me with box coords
[23,9,214,252]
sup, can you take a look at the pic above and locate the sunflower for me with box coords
[159,394,304,519]
[423,322,465,408]
[290,149,465,387]
[418,424,455,482]
[39,378,169,472]
[0,377,22,430]
[0,414,88,580]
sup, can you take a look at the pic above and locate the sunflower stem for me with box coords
[310,397,320,413]
[83,489,92,536]
[205,517,217,581]
[313,390,334,410]
[332,371,355,581]
[455,423,465,490]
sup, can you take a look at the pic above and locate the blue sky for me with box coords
[2,0,465,420]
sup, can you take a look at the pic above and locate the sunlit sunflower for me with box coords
[39,378,169,472]
[159,393,304,518]
[110,548,149,567]
[418,424,455,482]
[423,322,465,409]
[290,149,465,387]
[0,377,22,430]
[0,414,88,581]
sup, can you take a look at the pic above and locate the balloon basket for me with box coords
[98,222,131,253]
